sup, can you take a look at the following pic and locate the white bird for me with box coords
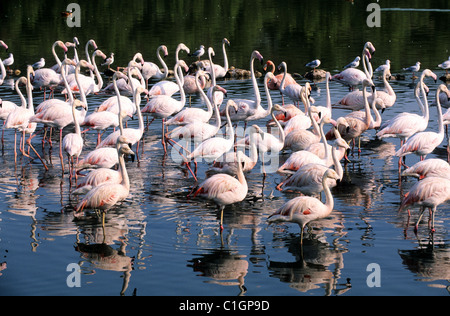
[32,58,45,70]
[2,53,14,69]
[438,56,450,74]
[305,59,321,70]
[403,61,421,77]
[189,45,205,60]
[375,60,390,73]
[268,168,341,244]
[141,45,169,86]
[101,53,114,68]
[344,56,360,69]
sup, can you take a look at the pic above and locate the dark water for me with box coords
[0,0,449,296]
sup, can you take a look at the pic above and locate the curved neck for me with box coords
[250,55,261,106]
[85,41,95,78]
[61,64,74,105]
[263,75,273,117]
[197,75,213,116]
[271,109,285,145]
[371,98,382,127]
[325,72,331,110]
[72,103,81,136]
[225,103,235,142]
[113,77,124,135]
[222,41,229,72]
[26,70,34,111]
[419,76,429,120]
[331,145,343,179]
[91,51,104,91]
[322,174,334,212]
[133,88,144,134]
[362,86,373,126]
[362,52,373,79]
[236,154,246,186]
[280,63,287,92]
[382,69,394,96]
[118,150,130,190]
[212,91,222,132]
[318,119,329,163]
[174,63,186,106]
[436,87,444,136]
[157,46,169,79]
[52,42,64,67]
[309,109,321,136]
[208,49,216,86]
[15,81,27,108]
[75,64,88,107]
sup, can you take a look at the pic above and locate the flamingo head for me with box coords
[252,50,264,65]
[263,60,275,73]
[226,100,239,113]
[422,69,437,83]
[438,84,450,100]
[265,71,276,84]
[223,38,230,46]
[88,39,98,50]
[213,85,227,98]
[272,103,286,114]
[94,49,107,61]
[161,45,169,58]
[365,41,376,55]
[78,59,95,72]
[56,40,69,53]
[277,62,287,73]
[208,47,215,58]
[177,43,190,56]
[73,99,87,110]
[325,168,341,182]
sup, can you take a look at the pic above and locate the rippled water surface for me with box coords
[0,0,449,296]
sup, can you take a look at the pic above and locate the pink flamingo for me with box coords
[278,62,303,107]
[395,84,449,163]
[141,45,169,86]
[166,70,224,126]
[0,55,7,85]
[63,99,87,180]
[283,105,322,152]
[204,38,230,80]
[75,137,135,226]
[205,47,225,108]
[268,169,341,244]
[333,66,396,110]
[141,60,188,153]
[30,59,90,172]
[192,151,248,231]
[147,43,190,97]
[399,176,450,233]
[31,40,68,99]
[0,59,19,143]
[401,158,450,180]
[263,60,296,106]
[222,50,264,123]
[278,138,346,196]
[331,42,375,90]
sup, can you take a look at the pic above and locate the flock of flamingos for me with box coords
[0,37,449,244]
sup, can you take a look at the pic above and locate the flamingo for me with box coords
[283,105,322,152]
[395,84,449,163]
[278,62,303,107]
[185,99,238,166]
[31,40,68,99]
[333,65,396,110]
[142,45,169,87]
[343,56,360,69]
[0,59,18,142]
[208,124,260,176]
[63,99,87,180]
[167,85,226,142]
[0,56,6,86]
[204,38,230,79]
[343,88,386,130]
[82,72,131,145]
[72,139,136,195]
[30,59,91,172]
[96,66,147,158]
[141,60,188,153]
[329,78,376,153]
[278,138,347,196]
[401,158,450,180]
[399,176,450,233]
[192,151,248,231]
[206,47,225,108]
[264,60,296,104]
[268,168,341,245]
[75,137,135,226]
[376,69,436,151]
[331,41,375,90]
[222,50,264,122]
[147,43,190,97]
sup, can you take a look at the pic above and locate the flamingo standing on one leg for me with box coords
[268,169,341,245]
[191,151,248,231]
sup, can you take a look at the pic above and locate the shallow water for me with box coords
[0,0,449,296]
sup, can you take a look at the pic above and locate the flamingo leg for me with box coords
[59,129,64,174]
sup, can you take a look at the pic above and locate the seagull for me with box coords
[189,45,205,60]
[375,60,390,73]
[305,59,321,70]
[2,53,14,69]
[438,56,450,74]
[344,56,360,69]
[102,53,114,69]
[32,58,45,70]
[403,61,421,77]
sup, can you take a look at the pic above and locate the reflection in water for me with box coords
[268,234,350,295]
[188,249,248,296]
